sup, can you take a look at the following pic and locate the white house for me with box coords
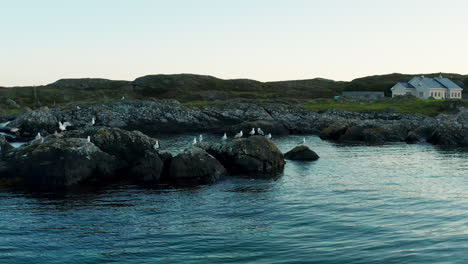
[391,76,463,99]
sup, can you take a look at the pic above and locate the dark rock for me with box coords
[65,127,158,164]
[0,135,14,155]
[8,107,58,137]
[129,150,164,183]
[169,147,226,186]
[319,120,356,140]
[202,136,285,177]
[284,145,319,161]
[1,138,118,190]
[427,122,468,146]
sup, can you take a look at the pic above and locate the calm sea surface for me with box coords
[1,135,467,264]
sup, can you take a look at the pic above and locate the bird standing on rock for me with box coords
[35,132,44,143]
[302,138,306,145]
[90,117,95,126]
[266,133,272,139]
[222,133,228,141]
[234,131,243,138]
[199,134,203,142]
[257,128,264,135]
[58,121,72,132]
[249,128,255,136]
[154,140,160,150]
[193,137,197,145]
[86,136,91,143]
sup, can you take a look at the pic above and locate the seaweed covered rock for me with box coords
[0,138,118,191]
[202,136,285,177]
[284,145,319,161]
[169,147,226,186]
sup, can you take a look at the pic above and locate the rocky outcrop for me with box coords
[8,107,58,138]
[0,138,118,191]
[284,146,319,161]
[65,127,158,165]
[6,101,468,147]
[65,127,166,182]
[169,147,226,186]
[201,136,285,177]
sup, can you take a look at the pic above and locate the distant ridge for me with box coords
[0,73,466,109]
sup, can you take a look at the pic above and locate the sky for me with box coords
[1,0,467,86]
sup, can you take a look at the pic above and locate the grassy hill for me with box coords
[0,73,467,115]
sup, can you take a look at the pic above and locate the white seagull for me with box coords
[192,137,197,145]
[86,136,91,143]
[222,133,228,141]
[257,128,264,135]
[154,140,160,150]
[199,134,203,142]
[249,128,255,136]
[58,121,72,132]
[90,117,95,126]
[302,138,306,145]
[121,96,125,100]
[234,130,243,139]
[35,132,44,143]
[266,133,272,139]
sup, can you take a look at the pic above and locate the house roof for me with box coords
[400,77,462,90]
[396,82,415,88]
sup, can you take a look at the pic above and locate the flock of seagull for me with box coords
[30,118,305,150]
[190,127,272,146]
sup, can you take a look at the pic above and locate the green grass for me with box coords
[304,98,468,116]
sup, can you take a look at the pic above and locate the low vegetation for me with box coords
[304,97,468,116]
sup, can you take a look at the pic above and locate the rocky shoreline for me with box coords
[0,100,467,191]
[1,100,467,146]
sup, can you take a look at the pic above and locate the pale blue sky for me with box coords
[1,0,467,86]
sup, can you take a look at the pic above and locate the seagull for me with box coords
[9,128,20,133]
[153,140,160,150]
[90,117,95,126]
[222,133,228,141]
[76,106,81,110]
[86,136,91,143]
[35,132,44,143]
[199,134,203,142]
[302,138,306,145]
[249,128,256,136]
[121,96,125,100]
[58,121,72,132]
[192,137,197,145]
[266,133,272,139]
[257,128,264,136]
[234,130,243,139]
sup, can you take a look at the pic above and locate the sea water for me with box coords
[0,135,467,264]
